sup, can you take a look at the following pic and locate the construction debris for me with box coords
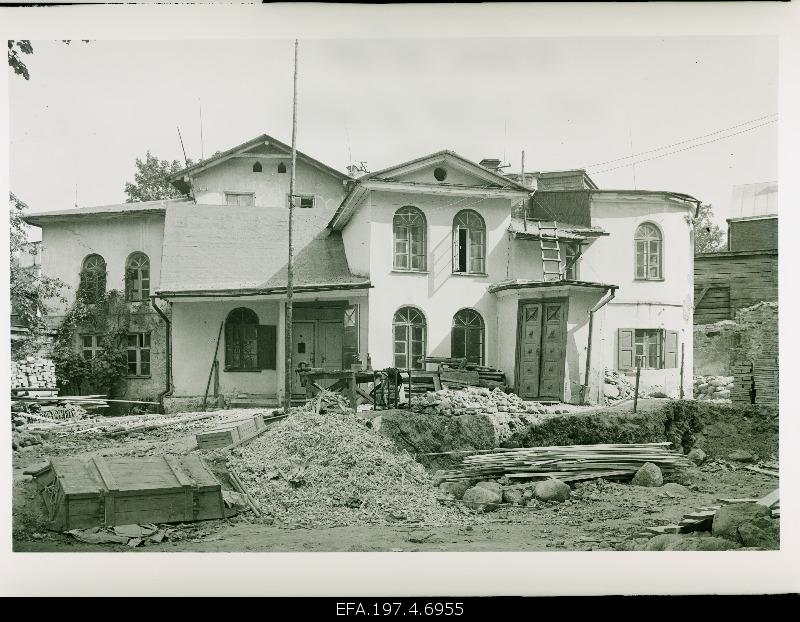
[436,442,693,485]
[410,386,562,416]
[693,375,733,401]
[11,357,57,391]
[603,369,637,402]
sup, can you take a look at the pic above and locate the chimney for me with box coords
[479,158,502,173]
[346,162,369,179]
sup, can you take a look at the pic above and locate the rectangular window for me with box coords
[288,194,316,209]
[126,268,150,301]
[225,192,255,207]
[634,329,662,369]
[81,334,102,361]
[563,243,580,280]
[454,227,485,274]
[126,332,151,376]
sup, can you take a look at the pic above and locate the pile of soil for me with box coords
[224,406,479,528]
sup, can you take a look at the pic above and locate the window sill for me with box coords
[451,272,489,278]
[126,375,151,380]
[224,368,265,373]
[391,269,429,275]
[633,278,665,282]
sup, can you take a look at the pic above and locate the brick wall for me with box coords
[728,217,778,252]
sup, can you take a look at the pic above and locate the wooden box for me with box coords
[195,414,266,450]
[33,454,225,531]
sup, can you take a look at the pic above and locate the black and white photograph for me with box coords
[1,2,797,598]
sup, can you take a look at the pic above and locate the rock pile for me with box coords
[12,357,57,391]
[12,417,44,454]
[410,386,561,416]
[225,402,479,528]
[693,375,733,401]
[603,369,636,402]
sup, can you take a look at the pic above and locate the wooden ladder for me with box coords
[538,221,563,282]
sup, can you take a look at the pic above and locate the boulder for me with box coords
[502,488,523,506]
[687,447,707,466]
[439,480,473,500]
[603,383,620,399]
[712,503,772,542]
[534,479,571,503]
[521,489,534,505]
[737,516,779,549]
[475,480,503,496]
[631,462,663,487]
[728,449,756,462]
[716,390,731,399]
[462,485,502,512]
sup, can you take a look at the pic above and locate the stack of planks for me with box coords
[436,442,693,485]
[753,357,778,407]
[730,361,754,404]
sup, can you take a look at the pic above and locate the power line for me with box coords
[589,119,776,175]
[586,113,778,169]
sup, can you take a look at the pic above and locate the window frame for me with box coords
[563,242,580,280]
[80,254,107,302]
[125,252,151,302]
[81,334,102,361]
[225,192,256,207]
[126,331,151,377]
[392,306,427,370]
[451,308,485,366]
[287,194,316,209]
[634,222,663,281]
[633,328,663,369]
[452,209,487,275]
[225,307,260,372]
[393,206,428,272]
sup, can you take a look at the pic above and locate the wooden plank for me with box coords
[757,488,780,509]
[744,465,779,477]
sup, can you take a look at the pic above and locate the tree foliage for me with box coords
[9,193,66,348]
[694,203,725,253]
[8,40,33,80]
[124,151,192,202]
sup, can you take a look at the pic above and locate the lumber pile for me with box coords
[11,356,57,392]
[436,442,693,484]
[753,357,778,406]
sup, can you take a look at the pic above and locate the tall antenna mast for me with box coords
[284,39,299,412]
[177,125,195,202]
[199,98,205,161]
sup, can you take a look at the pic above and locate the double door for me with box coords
[517,300,567,401]
[291,320,343,395]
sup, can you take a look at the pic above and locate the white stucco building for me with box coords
[25,132,700,410]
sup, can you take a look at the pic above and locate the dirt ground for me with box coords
[11,405,779,552]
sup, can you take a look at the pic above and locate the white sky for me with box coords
[10,37,777,231]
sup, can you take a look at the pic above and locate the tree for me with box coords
[123,151,192,202]
[9,193,66,348]
[694,203,725,253]
[8,40,89,81]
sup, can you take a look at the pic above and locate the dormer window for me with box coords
[252,161,262,173]
[277,162,287,174]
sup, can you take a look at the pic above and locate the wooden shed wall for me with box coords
[694,250,778,324]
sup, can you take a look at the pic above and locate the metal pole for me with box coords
[679,343,685,400]
[284,39,299,413]
[633,356,642,413]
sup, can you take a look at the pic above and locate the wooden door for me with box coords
[539,302,566,399]
[318,321,343,372]
[292,321,315,395]
[517,303,542,399]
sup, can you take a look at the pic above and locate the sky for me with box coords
[9,37,777,233]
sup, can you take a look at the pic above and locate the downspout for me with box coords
[150,295,173,412]
[580,287,616,405]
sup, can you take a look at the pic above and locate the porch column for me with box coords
[276,300,286,406]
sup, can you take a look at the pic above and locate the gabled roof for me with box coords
[362,150,530,191]
[167,133,351,194]
[23,198,190,226]
[156,203,369,298]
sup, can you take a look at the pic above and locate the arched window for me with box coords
[393,206,427,271]
[277,162,287,174]
[80,254,106,302]
[252,161,263,173]
[452,209,486,274]
[635,222,663,280]
[125,252,150,301]
[393,306,426,370]
[451,309,484,365]
[225,307,260,371]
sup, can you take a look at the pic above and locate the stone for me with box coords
[631,462,663,487]
[728,449,756,463]
[408,530,433,544]
[737,516,779,549]
[644,534,685,551]
[439,480,473,500]
[664,536,741,551]
[716,390,731,399]
[475,480,503,496]
[603,383,620,399]
[665,467,703,486]
[687,447,707,466]
[712,503,772,542]
[462,485,502,512]
[534,479,571,503]
[502,488,523,505]
[661,482,690,497]
[521,489,534,504]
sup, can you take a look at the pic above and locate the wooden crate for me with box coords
[33,454,224,531]
[195,414,267,450]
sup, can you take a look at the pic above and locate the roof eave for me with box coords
[155,281,373,299]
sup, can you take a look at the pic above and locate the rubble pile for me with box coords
[410,386,562,416]
[12,357,57,391]
[225,400,478,528]
[12,415,45,454]
[603,369,636,402]
[693,375,733,402]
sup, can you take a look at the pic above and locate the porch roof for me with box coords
[508,218,609,242]
[488,279,618,295]
[156,203,370,298]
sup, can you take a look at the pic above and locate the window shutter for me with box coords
[617,328,635,369]
[343,305,359,368]
[664,330,679,369]
[224,322,235,369]
[452,228,460,272]
[257,324,277,370]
